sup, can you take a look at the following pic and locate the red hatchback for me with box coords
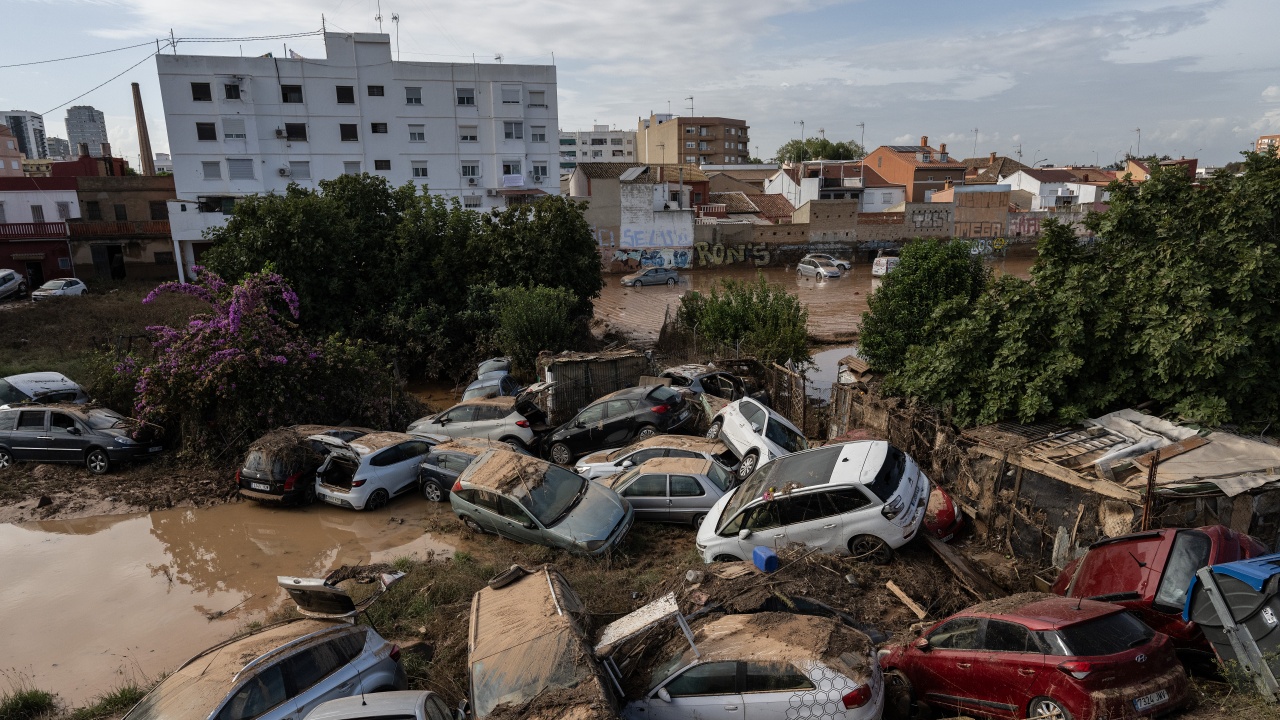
[881,593,1188,720]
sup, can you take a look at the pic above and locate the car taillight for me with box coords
[352,479,366,487]
[881,497,904,520]
[283,471,302,491]
[1059,660,1094,679]
[452,480,463,492]
[234,469,241,486]
[651,404,670,414]
[516,419,530,428]
[842,685,871,709]
[389,644,401,662]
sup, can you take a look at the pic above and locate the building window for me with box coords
[374,159,391,171]
[340,124,358,141]
[531,126,546,142]
[114,204,127,221]
[56,202,71,220]
[202,161,221,180]
[58,257,71,270]
[280,85,304,103]
[590,138,607,145]
[461,163,479,177]
[196,122,217,141]
[532,162,548,179]
[336,85,355,104]
[367,85,384,96]
[463,196,482,208]
[405,87,422,105]
[502,160,521,175]
[611,138,623,145]
[685,127,695,134]
[223,118,247,139]
[456,87,475,105]
[0,203,5,223]
[155,251,175,266]
[285,123,307,141]
[30,205,44,223]
[592,150,603,158]
[411,161,428,178]
[528,90,546,107]
[503,122,523,140]
[685,141,695,149]
[501,85,521,104]
[459,126,478,142]
[685,155,695,163]
[882,192,892,203]
[289,161,311,179]
[612,150,624,157]
[224,84,241,100]
[150,201,168,220]
[227,158,255,180]
[343,161,362,175]
[409,124,425,142]
[560,138,576,146]
[86,201,101,220]
[371,122,388,134]
[191,82,212,102]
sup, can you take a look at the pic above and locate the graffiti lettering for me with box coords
[621,228,692,248]
[909,208,951,230]
[693,241,771,267]
[611,248,691,270]
[1006,215,1040,237]
[591,227,617,247]
[953,221,1004,238]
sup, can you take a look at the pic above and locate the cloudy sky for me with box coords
[2,0,1277,169]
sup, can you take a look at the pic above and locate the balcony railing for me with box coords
[68,220,171,238]
[0,221,68,239]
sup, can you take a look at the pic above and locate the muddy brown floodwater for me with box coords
[0,498,464,704]
[593,244,1037,344]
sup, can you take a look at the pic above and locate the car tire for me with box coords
[848,534,893,564]
[884,670,914,720]
[300,482,317,506]
[365,488,390,511]
[635,424,658,441]
[422,480,445,502]
[1028,697,1072,720]
[691,513,707,529]
[85,448,110,475]
[17,282,27,297]
[550,442,572,466]
[666,277,676,286]
[736,451,758,480]
[0,448,12,470]
[462,515,486,534]
[499,436,527,452]
[705,420,723,440]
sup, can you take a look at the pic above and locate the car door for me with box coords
[778,491,846,552]
[213,661,298,720]
[468,490,507,532]
[616,447,667,472]
[668,473,709,525]
[835,485,889,550]
[362,447,400,495]
[738,499,786,555]
[642,268,659,285]
[565,401,606,455]
[602,398,638,447]
[742,661,817,719]
[492,495,545,544]
[738,401,766,444]
[972,619,1048,718]
[46,410,88,462]
[647,661,744,720]
[436,405,477,439]
[469,405,505,440]
[10,409,49,461]
[618,473,670,522]
[282,630,368,719]
[912,616,983,716]
[389,440,430,496]
[423,451,468,488]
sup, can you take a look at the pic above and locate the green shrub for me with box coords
[492,285,581,374]
[677,273,810,365]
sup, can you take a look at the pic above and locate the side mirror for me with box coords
[456,699,470,720]
[657,688,672,703]
[522,520,537,529]
[439,417,450,425]
[574,421,586,429]
[913,636,931,652]
[750,423,762,433]
[68,427,82,435]
[738,528,752,540]
[621,460,634,468]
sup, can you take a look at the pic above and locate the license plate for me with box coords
[1134,689,1169,711]
[322,495,344,506]
[149,446,163,452]
[250,482,270,491]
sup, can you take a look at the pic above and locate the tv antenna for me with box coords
[1014,143,1023,161]
[685,96,694,117]
[494,53,504,63]
[972,128,979,158]
[375,0,383,33]
[391,13,400,61]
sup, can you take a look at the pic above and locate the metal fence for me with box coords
[537,351,656,426]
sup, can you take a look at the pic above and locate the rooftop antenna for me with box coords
[686,96,694,117]
[972,128,979,159]
[494,53,504,63]
[375,0,383,33]
[818,127,826,140]
[392,13,400,61]
[857,121,865,187]
[1014,143,1023,161]
[1134,127,1142,157]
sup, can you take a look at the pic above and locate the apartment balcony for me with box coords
[698,203,728,218]
[0,221,68,240]
[68,220,171,238]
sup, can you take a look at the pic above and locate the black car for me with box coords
[236,425,372,505]
[546,385,692,466]
[417,438,532,502]
[0,405,161,474]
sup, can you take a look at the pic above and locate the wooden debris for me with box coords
[924,535,1005,600]
[1132,436,1208,467]
[887,581,927,620]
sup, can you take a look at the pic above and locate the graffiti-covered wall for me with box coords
[904,203,953,237]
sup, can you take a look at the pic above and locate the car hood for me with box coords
[620,271,645,282]
[546,481,628,546]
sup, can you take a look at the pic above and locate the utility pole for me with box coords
[1135,127,1142,157]
[794,120,805,162]
[972,128,979,159]
[857,121,866,194]
[686,96,694,118]
[1141,448,1160,531]
[375,0,383,33]
[392,13,400,61]
[1014,143,1023,161]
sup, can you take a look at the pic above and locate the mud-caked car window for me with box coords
[928,617,982,650]
[216,664,288,720]
[744,661,815,692]
[1056,612,1154,656]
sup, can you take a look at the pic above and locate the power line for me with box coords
[41,45,168,116]
[176,29,324,43]
[0,41,157,70]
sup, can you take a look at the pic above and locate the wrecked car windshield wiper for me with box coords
[548,482,589,526]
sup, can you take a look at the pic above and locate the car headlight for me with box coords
[583,539,607,552]
[112,436,137,445]
[574,466,587,475]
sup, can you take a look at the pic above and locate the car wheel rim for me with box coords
[738,455,756,478]
[464,517,482,533]
[692,514,706,528]
[552,445,570,465]
[368,491,388,510]
[0,453,10,469]
[851,536,888,562]
[423,483,443,502]
[88,453,107,473]
[637,427,656,439]
[1034,701,1065,720]
[706,423,721,440]
[667,279,675,286]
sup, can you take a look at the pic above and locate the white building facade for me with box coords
[157,31,558,281]
[558,125,636,171]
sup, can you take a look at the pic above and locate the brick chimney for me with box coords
[939,143,947,153]
[989,151,997,162]
[920,135,928,147]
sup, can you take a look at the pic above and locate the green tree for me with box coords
[492,285,581,373]
[678,274,810,365]
[775,138,866,163]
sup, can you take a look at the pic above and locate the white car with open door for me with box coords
[314,432,433,511]
[695,441,930,565]
[706,397,807,480]
[123,568,407,720]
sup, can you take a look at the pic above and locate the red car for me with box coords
[881,594,1188,720]
[1051,525,1267,658]
[923,485,964,542]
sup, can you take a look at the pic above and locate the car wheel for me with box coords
[422,480,445,502]
[0,448,12,470]
[500,437,527,452]
[736,451,758,480]
[462,515,486,534]
[550,442,572,466]
[300,482,317,506]
[666,277,676,286]
[85,448,110,475]
[635,424,658,441]
[705,420,723,440]
[364,488,390,511]
[691,513,707,529]
[1028,697,1072,720]
[849,534,893,564]
[885,670,914,720]
[17,282,27,297]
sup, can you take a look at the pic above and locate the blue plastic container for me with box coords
[753,546,779,573]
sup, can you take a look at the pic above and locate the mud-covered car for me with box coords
[658,365,746,402]
[237,426,372,505]
[407,394,549,453]
[0,404,160,474]
[0,371,89,408]
[417,438,531,502]
[123,568,407,720]
[315,432,434,511]
[573,435,738,481]
[598,457,736,529]
[303,691,454,720]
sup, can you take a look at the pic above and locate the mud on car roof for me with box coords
[458,396,519,410]
[459,448,557,493]
[621,457,712,475]
[343,431,415,454]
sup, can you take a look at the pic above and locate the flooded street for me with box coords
[0,499,460,703]
[594,244,1037,344]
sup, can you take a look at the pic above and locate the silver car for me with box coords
[0,268,26,301]
[407,395,545,452]
[621,266,679,287]
[574,435,737,480]
[598,457,735,528]
[0,371,89,408]
[303,691,453,720]
[797,257,842,278]
[123,569,407,720]
[803,253,851,271]
[449,447,634,555]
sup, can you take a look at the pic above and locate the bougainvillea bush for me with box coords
[102,269,423,457]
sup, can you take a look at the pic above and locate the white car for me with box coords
[621,612,883,720]
[31,278,87,300]
[706,398,807,479]
[871,252,900,277]
[573,435,737,480]
[695,441,930,565]
[314,432,433,510]
[0,268,27,300]
[797,257,842,279]
[803,253,851,271]
[304,691,454,720]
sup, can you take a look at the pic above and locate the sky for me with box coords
[2,0,1278,170]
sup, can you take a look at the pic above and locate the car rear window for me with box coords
[1153,529,1212,612]
[649,386,680,405]
[0,380,28,405]
[1055,611,1154,657]
[764,417,807,453]
[866,446,907,502]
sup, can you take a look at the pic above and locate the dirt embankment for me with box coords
[0,458,234,522]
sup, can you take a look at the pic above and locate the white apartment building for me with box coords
[157,31,558,281]
[558,125,636,171]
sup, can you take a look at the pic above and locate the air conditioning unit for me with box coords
[278,167,291,177]
[486,188,498,196]
[531,174,542,183]
[467,177,478,185]
[275,128,286,138]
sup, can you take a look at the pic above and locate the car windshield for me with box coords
[40,280,66,290]
[1152,529,1213,612]
[866,446,907,502]
[718,445,843,531]
[648,647,695,692]
[818,261,836,269]
[1055,611,1154,656]
[463,382,499,401]
[84,411,127,430]
[764,417,807,453]
[706,463,733,492]
[517,464,587,526]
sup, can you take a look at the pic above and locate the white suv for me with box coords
[695,441,930,565]
[706,398,807,479]
[314,432,433,510]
